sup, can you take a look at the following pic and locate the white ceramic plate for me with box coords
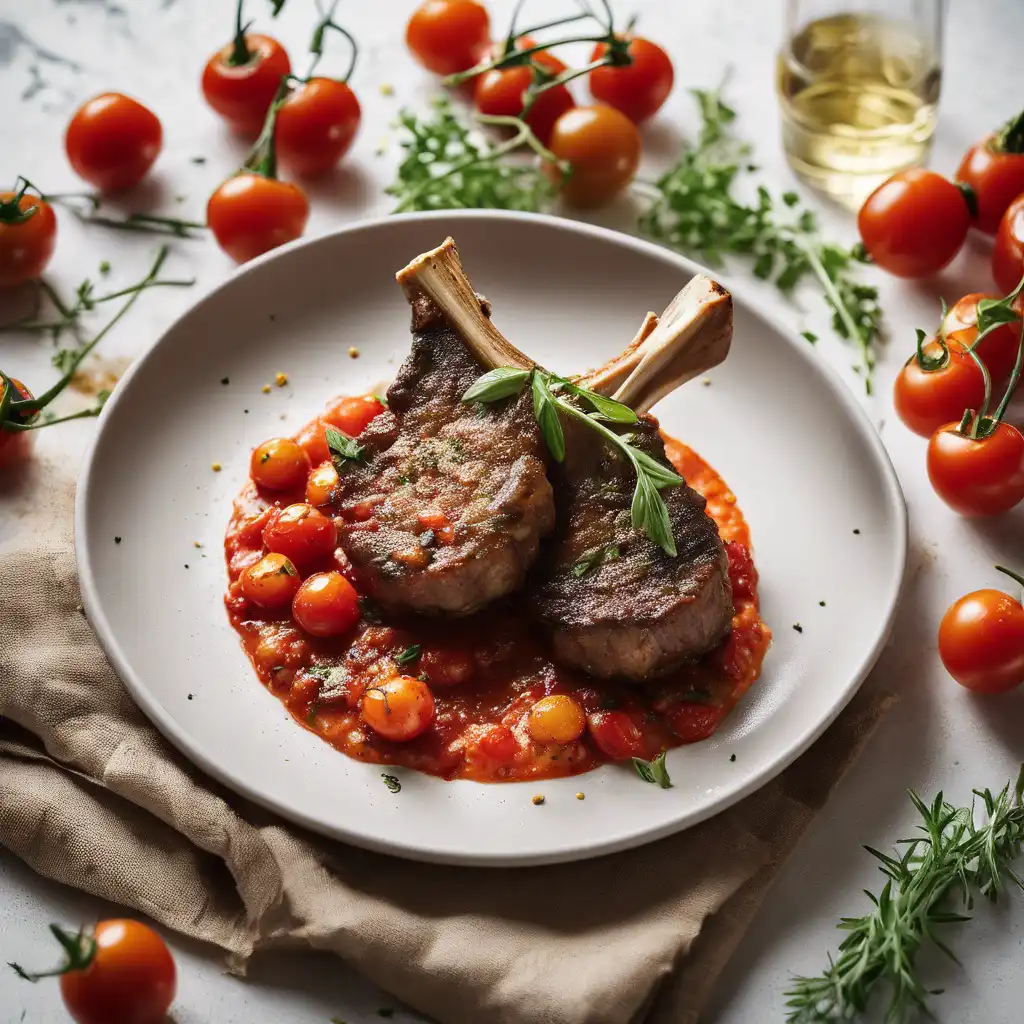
[76,211,906,866]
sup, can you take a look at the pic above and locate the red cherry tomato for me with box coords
[993,193,1024,295]
[419,646,475,685]
[927,420,1024,516]
[65,93,162,192]
[943,292,1023,382]
[587,709,645,760]
[296,417,331,465]
[473,723,518,763]
[276,78,361,178]
[322,394,386,436]
[956,133,1024,235]
[207,173,309,264]
[292,570,360,637]
[46,919,175,1024]
[893,340,985,438]
[544,105,642,208]
[939,583,1024,693]
[263,502,337,568]
[0,376,37,470]
[406,0,490,76]
[588,36,674,124]
[857,169,971,278]
[240,552,301,609]
[201,34,291,135]
[667,702,724,743]
[0,192,56,288]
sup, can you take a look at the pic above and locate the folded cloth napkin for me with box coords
[0,468,892,1024]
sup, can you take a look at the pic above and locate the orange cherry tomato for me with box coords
[240,552,301,609]
[276,78,361,178]
[322,394,386,436]
[406,0,490,76]
[588,36,674,124]
[65,93,162,192]
[361,674,436,741]
[419,646,475,685]
[250,436,311,491]
[305,461,340,506]
[857,169,971,278]
[0,376,37,470]
[544,104,642,208]
[292,570,360,636]
[943,292,1023,382]
[51,919,176,1024]
[527,694,586,745]
[956,131,1024,234]
[0,192,57,288]
[939,580,1024,693]
[207,173,309,264]
[993,193,1024,295]
[927,420,1024,516]
[893,340,985,438]
[263,502,337,568]
[201,34,291,135]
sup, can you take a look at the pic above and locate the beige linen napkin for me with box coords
[0,466,891,1024]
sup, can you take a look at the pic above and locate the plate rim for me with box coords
[75,209,908,865]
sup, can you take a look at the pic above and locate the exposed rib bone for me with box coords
[396,237,533,371]
[577,312,659,397]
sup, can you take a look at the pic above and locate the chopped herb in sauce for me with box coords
[395,644,422,666]
[572,543,621,578]
[325,426,365,476]
[381,774,401,794]
[632,750,672,788]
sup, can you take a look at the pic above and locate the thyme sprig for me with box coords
[786,769,1024,1023]
[463,366,683,555]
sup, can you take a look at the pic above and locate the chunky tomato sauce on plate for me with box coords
[225,395,772,782]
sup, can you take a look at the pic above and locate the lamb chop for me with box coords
[333,241,553,616]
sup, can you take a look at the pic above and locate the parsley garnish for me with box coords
[381,774,402,794]
[395,644,421,666]
[325,425,365,476]
[632,750,672,788]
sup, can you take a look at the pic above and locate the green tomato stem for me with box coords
[995,565,1024,591]
[227,0,252,66]
[443,34,612,86]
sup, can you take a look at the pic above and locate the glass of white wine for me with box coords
[777,0,945,208]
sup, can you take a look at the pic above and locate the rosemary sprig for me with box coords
[463,366,683,555]
[786,769,1024,1023]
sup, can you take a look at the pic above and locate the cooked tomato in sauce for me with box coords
[224,396,772,782]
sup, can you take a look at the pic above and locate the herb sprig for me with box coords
[786,769,1024,1023]
[325,425,365,476]
[464,366,683,555]
[633,750,671,788]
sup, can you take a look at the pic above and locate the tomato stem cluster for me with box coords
[9,924,96,982]
[997,109,1024,155]
[227,0,256,67]
[305,0,359,83]
[0,177,42,225]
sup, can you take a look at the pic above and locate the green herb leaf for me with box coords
[531,371,565,462]
[357,597,382,623]
[325,425,365,476]
[628,448,683,490]
[381,774,402,794]
[630,472,677,558]
[561,381,638,424]
[462,366,530,403]
[632,750,672,788]
[395,644,422,665]
[571,543,621,578]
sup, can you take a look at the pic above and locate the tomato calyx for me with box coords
[9,924,97,982]
[225,0,259,67]
[912,326,951,373]
[956,180,979,219]
[0,178,42,225]
[995,109,1024,155]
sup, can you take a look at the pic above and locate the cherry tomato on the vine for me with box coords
[202,33,291,135]
[939,575,1024,693]
[207,173,309,263]
[993,193,1024,295]
[927,420,1024,516]
[956,125,1024,234]
[406,0,490,76]
[0,192,57,288]
[0,376,37,470]
[65,93,162,192]
[857,169,971,278]
[276,77,361,177]
[588,36,674,124]
[943,292,1023,383]
[893,340,985,438]
[544,104,642,208]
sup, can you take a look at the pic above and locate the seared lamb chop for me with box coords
[334,241,552,616]
[531,277,736,680]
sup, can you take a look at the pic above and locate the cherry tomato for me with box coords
[857,169,971,278]
[65,93,162,192]
[59,919,176,1024]
[323,394,385,436]
[587,709,645,760]
[240,552,301,609]
[943,292,1023,382]
[0,376,37,470]
[939,584,1024,693]
[292,570,360,636]
[927,420,1024,516]
[668,702,724,743]
[297,417,331,465]
[893,340,984,438]
[276,78,361,178]
[527,694,586,745]
[250,436,311,491]
[588,36,674,124]
[263,502,337,568]
[361,675,436,741]
[201,34,291,135]
[305,461,339,506]
[406,0,490,76]
[0,193,57,288]
[419,646,474,685]
[956,133,1024,234]
[993,193,1024,295]
[472,723,518,763]
[207,173,309,264]
[544,105,642,208]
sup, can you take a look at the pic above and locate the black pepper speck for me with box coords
[729,754,736,762]
[793,623,803,633]
[220,377,230,385]
[187,694,193,700]
[853,528,861,535]
[184,564,190,569]
[114,536,121,544]
[819,600,826,607]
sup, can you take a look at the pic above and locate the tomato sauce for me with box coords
[224,397,772,782]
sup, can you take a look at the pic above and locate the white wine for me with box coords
[777,13,941,207]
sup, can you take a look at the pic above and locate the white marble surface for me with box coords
[2,0,1024,1021]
